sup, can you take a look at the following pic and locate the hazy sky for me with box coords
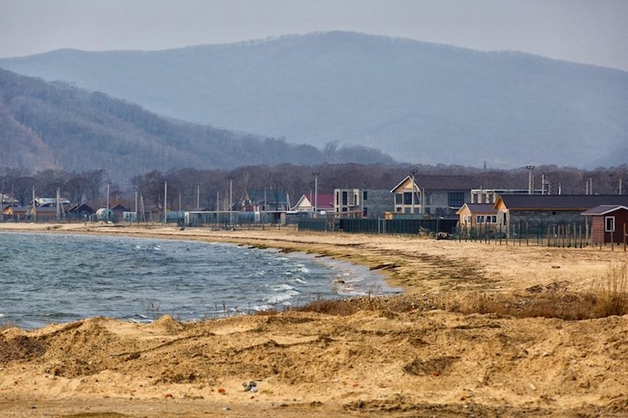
[1,0,627,70]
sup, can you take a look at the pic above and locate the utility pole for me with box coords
[56,187,61,222]
[619,178,622,195]
[228,176,234,226]
[588,178,593,195]
[196,185,200,209]
[106,183,110,223]
[163,180,167,224]
[32,187,36,223]
[541,173,545,195]
[558,183,562,195]
[312,172,320,218]
[410,169,418,215]
[134,191,138,224]
[526,166,535,195]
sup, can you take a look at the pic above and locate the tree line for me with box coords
[2,164,626,211]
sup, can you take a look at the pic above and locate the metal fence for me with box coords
[298,218,458,235]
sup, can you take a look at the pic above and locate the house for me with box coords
[582,205,628,245]
[391,176,476,218]
[456,203,498,231]
[67,203,94,221]
[292,193,334,214]
[2,205,29,221]
[242,189,287,212]
[495,195,628,236]
[334,189,392,218]
[31,206,60,222]
[110,203,129,222]
[470,188,541,204]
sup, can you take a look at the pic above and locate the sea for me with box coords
[0,232,400,329]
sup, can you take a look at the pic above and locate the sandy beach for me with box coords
[1,223,627,417]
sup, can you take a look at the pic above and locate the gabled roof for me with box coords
[67,203,94,213]
[582,205,628,216]
[496,195,628,211]
[456,203,497,215]
[391,175,478,193]
[111,203,129,211]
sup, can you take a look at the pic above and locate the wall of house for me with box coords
[602,210,628,244]
[591,216,604,244]
[362,189,393,218]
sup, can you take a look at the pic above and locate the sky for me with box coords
[1,0,627,71]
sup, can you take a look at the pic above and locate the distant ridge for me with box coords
[0,68,394,182]
[1,31,627,168]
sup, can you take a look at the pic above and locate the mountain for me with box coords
[0,68,393,182]
[1,31,626,168]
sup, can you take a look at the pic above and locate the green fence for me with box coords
[298,218,458,235]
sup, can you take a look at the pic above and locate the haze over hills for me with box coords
[0,68,393,182]
[1,31,626,169]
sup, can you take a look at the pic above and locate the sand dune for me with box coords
[1,223,626,417]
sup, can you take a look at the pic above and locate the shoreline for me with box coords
[1,223,627,417]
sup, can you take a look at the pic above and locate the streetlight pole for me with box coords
[312,171,320,218]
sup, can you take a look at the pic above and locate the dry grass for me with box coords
[290,262,628,321]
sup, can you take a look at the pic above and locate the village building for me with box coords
[391,176,476,218]
[2,205,28,221]
[291,193,334,214]
[470,188,540,204]
[110,203,129,222]
[456,203,499,231]
[241,189,288,212]
[582,205,628,245]
[495,195,628,236]
[334,189,392,218]
[67,203,94,221]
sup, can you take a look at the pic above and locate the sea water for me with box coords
[0,232,399,329]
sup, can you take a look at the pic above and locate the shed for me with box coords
[581,205,628,245]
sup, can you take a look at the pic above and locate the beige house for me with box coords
[456,203,498,231]
[391,175,474,218]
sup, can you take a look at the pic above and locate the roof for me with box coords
[67,203,94,213]
[496,195,628,211]
[456,203,497,215]
[111,203,129,211]
[391,175,478,193]
[582,205,628,216]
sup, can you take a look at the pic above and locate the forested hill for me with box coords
[1,31,627,168]
[0,68,393,182]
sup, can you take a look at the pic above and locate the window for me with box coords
[403,192,413,205]
[363,207,368,217]
[342,191,348,206]
[476,215,485,223]
[490,215,497,223]
[395,193,403,205]
[342,207,347,212]
[448,192,465,208]
[424,193,431,205]
[404,207,410,214]
[605,216,615,232]
[363,191,368,201]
